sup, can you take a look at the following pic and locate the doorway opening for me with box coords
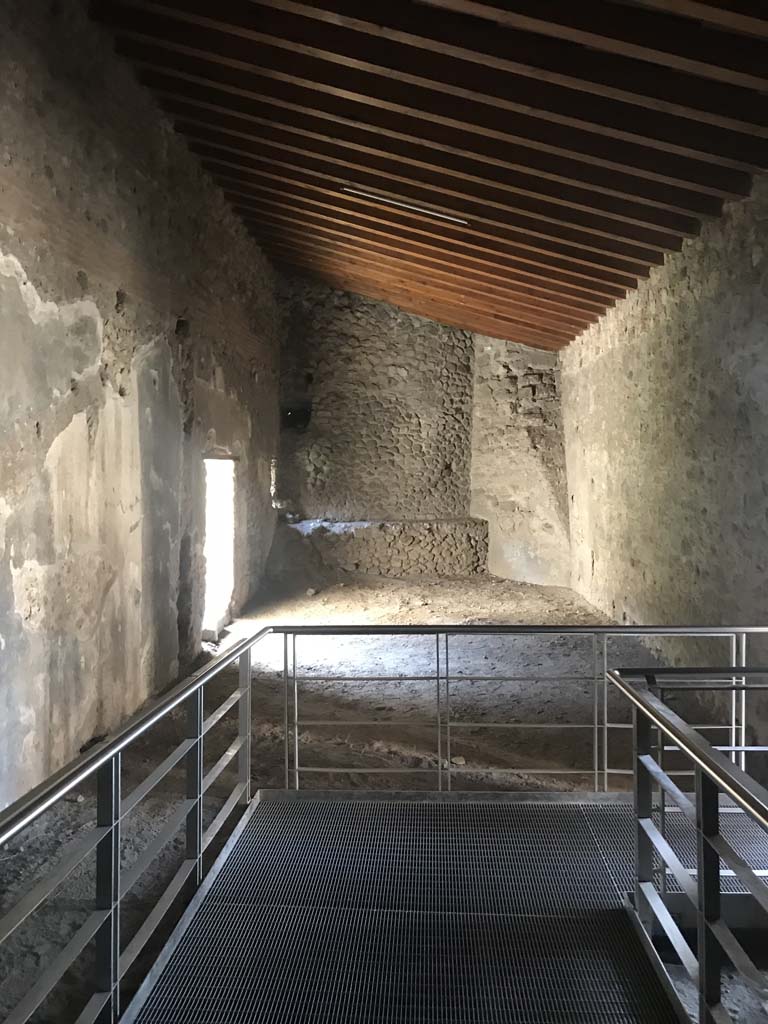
[202,457,236,641]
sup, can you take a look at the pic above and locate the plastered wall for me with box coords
[0,0,279,807]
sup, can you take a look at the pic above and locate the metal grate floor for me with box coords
[582,802,768,895]
[134,798,685,1024]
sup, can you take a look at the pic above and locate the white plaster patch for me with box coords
[0,248,103,339]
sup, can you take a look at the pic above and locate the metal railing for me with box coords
[278,625,760,792]
[0,626,271,1024]
[609,666,768,1024]
[0,622,766,1023]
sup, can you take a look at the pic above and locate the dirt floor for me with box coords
[0,571,728,1022]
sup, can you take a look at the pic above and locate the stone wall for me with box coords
[471,337,570,585]
[560,176,768,641]
[0,0,279,807]
[280,519,488,578]
[277,275,474,521]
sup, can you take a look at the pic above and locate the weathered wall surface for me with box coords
[277,276,474,521]
[278,519,488,578]
[0,0,279,807]
[560,176,768,634]
[471,337,570,585]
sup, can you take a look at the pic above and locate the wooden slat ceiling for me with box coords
[92,0,768,350]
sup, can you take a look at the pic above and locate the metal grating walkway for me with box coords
[133,797,683,1024]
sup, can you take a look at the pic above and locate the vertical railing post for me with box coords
[445,633,451,793]
[95,753,121,1022]
[238,647,252,804]
[696,767,721,1024]
[634,705,654,931]
[293,633,300,790]
[739,632,748,772]
[592,633,599,793]
[603,635,609,792]
[185,688,204,887]
[435,634,442,792]
[730,633,739,768]
[283,632,290,790]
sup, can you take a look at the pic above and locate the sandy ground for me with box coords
[0,571,727,1021]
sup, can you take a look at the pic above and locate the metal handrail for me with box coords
[608,668,768,830]
[0,626,274,847]
[1,623,766,1024]
[608,666,768,1024]
[2,623,763,843]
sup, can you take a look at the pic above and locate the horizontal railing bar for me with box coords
[448,722,594,729]
[297,719,434,727]
[297,719,595,729]
[663,745,768,752]
[202,782,247,852]
[296,767,437,774]
[447,767,594,774]
[638,754,696,822]
[622,667,768,676]
[291,674,594,683]
[202,690,241,736]
[73,993,111,1024]
[707,833,768,915]
[0,826,107,945]
[637,881,699,982]
[4,909,110,1024]
[608,670,768,832]
[119,858,197,977]
[656,684,768,691]
[639,818,698,905]
[120,800,195,898]
[202,737,243,794]
[662,868,768,880]
[0,626,274,847]
[2,624,758,847]
[708,918,768,1000]
[121,738,196,817]
[281,626,767,636]
[608,723,731,731]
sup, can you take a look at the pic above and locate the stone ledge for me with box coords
[286,518,488,577]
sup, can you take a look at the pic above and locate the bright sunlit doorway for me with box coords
[202,457,236,641]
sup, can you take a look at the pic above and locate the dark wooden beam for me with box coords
[229,190,609,317]
[99,3,753,196]
[215,172,632,299]
[263,246,578,341]
[159,91,700,239]
[612,1,768,42]
[181,122,678,259]
[127,51,726,219]
[102,0,768,173]
[249,0,768,137]
[415,0,768,91]
[191,143,654,283]
[243,221,595,333]
[269,255,571,348]
[225,188,622,309]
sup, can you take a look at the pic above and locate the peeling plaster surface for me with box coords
[0,0,279,807]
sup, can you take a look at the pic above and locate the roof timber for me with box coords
[92,0,767,349]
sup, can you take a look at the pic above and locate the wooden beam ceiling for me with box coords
[92,0,767,349]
